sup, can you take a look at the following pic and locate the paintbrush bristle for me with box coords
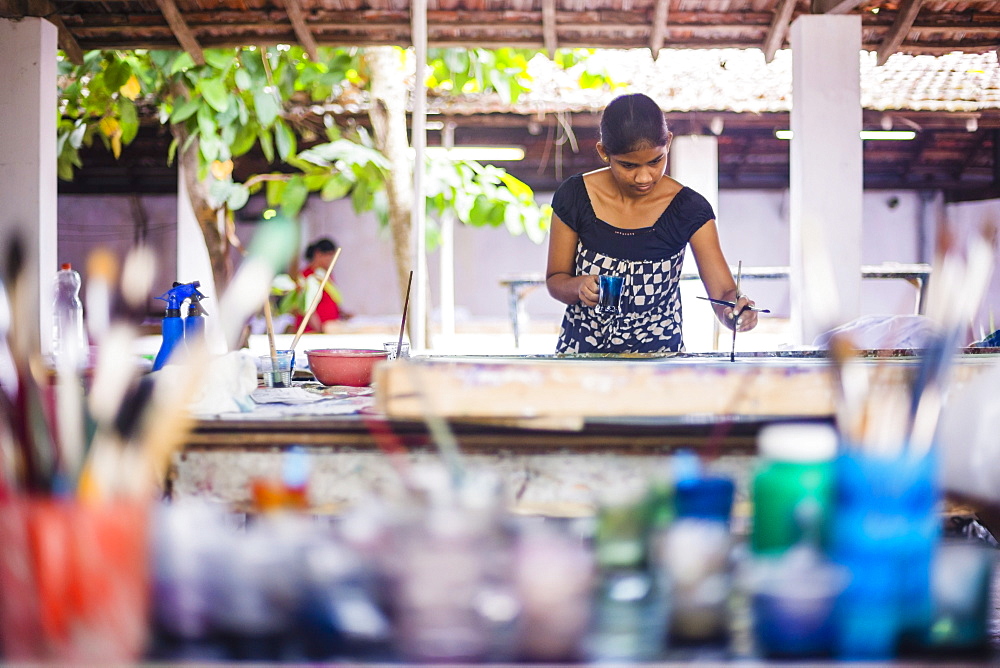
[120,245,157,314]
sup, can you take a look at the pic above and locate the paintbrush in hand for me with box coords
[731,261,742,363]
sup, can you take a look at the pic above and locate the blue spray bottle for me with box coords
[183,285,209,347]
[153,281,205,371]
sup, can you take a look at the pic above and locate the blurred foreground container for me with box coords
[0,497,149,662]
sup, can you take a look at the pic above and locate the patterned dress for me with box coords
[552,173,715,354]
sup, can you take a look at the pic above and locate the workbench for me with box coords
[501,263,932,347]
[176,349,998,518]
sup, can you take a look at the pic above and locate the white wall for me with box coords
[944,198,1000,340]
[58,194,179,308]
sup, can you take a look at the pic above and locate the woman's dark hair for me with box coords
[305,237,338,260]
[599,93,669,156]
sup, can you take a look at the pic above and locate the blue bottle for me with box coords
[183,289,208,346]
[153,281,206,370]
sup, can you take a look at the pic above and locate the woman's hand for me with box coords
[578,274,599,307]
[724,295,758,332]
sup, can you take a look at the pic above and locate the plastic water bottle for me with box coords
[52,262,87,369]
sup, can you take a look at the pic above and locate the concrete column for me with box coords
[177,164,226,353]
[671,134,720,351]
[790,15,863,345]
[0,18,58,355]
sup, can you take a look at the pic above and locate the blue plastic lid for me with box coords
[675,476,735,523]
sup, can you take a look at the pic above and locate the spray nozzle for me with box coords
[186,286,209,316]
[156,281,208,312]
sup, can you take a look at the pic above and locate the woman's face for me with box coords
[311,249,336,270]
[598,142,670,197]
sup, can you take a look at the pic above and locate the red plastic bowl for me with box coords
[305,348,389,387]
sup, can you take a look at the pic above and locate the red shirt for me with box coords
[296,267,341,333]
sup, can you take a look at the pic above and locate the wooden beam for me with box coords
[648,0,669,57]
[280,0,319,61]
[541,0,557,58]
[877,0,924,65]
[811,0,862,14]
[153,0,205,65]
[762,0,797,63]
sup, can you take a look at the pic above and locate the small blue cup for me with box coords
[596,275,624,316]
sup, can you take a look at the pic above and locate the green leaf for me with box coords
[167,137,179,165]
[320,173,353,201]
[200,78,230,113]
[148,50,173,69]
[281,176,309,216]
[234,68,252,91]
[443,49,470,75]
[203,49,236,70]
[231,123,257,157]
[117,97,139,144]
[498,171,533,200]
[103,59,132,91]
[503,203,525,235]
[58,160,75,182]
[209,179,233,206]
[236,96,250,125]
[350,176,373,213]
[181,128,199,154]
[170,51,196,75]
[274,118,296,161]
[220,120,237,147]
[171,97,200,123]
[258,128,275,163]
[253,87,281,127]
[266,178,287,206]
[303,173,328,191]
[297,138,389,170]
[196,104,217,139]
[199,134,220,163]
[227,183,250,210]
[216,98,239,128]
[469,195,498,227]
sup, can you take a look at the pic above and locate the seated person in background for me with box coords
[296,237,349,333]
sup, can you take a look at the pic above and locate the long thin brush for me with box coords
[3,235,56,491]
[396,270,413,358]
[290,247,342,351]
[828,333,870,446]
[731,261,742,363]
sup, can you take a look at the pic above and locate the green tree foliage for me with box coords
[56,46,564,243]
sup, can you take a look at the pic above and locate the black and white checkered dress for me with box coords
[551,174,715,354]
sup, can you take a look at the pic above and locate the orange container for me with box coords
[0,497,150,662]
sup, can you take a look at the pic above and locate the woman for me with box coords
[546,93,758,353]
[296,237,348,333]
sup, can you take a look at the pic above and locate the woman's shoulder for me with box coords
[667,183,715,220]
[552,172,598,229]
[554,172,587,196]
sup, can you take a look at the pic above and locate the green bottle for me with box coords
[751,422,837,555]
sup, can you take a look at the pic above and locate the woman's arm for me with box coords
[546,214,599,307]
[689,220,758,332]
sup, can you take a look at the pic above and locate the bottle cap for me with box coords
[758,422,837,463]
[61,262,71,270]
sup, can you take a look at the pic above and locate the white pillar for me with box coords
[671,135,720,351]
[177,164,226,353]
[411,0,428,351]
[438,122,456,338]
[0,18,58,355]
[790,15,863,344]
